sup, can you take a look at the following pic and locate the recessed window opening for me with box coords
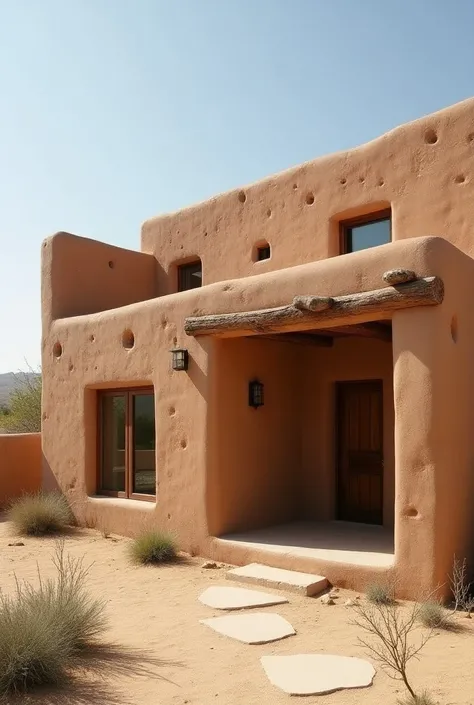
[341,209,391,254]
[178,260,202,291]
[257,244,271,261]
[98,388,156,501]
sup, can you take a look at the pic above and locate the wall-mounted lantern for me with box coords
[171,348,189,371]
[249,379,264,409]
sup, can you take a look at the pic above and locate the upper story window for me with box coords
[178,260,202,291]
[341,210,391,254]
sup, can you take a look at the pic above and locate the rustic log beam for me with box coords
[329,323,392,342]
[383,269,417,285]
[255,333,334,348]
[184,275,444,338]
[293,295,334,312]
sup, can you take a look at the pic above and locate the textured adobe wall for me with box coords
[41,232,474,596]
[42,232,157,323]
[141,98,474,295]
[0,433,42,507]
[207,337,301,536]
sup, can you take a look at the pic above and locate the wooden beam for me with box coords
[256,333,334,348]
[184,275,444,338]
[329,323,392,342]
[293,295,334,312]
[383,269,417,285]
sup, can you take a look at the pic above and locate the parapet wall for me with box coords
[0,433,42,508]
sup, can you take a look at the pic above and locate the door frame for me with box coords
[335,379,384,524]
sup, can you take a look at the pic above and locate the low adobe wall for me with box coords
[0,434,42,508]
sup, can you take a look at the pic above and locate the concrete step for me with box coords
[226,563,328,597]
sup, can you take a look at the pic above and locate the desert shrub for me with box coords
[449,556,474,615]
[352,597,435,704]
[418,601,451,629]
[0,589,72,696]
[129,530,178,565]
[366,582,394,605]
[397,692,438,705]
[0,542,106,697]
[25,541,107,649]
[8,491,73,536]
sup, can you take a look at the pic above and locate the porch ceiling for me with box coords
[256,321,392,348]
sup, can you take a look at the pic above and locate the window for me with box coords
[257,244,271,261]
[178,260,202,291]
[98,389,156,500]
[341,210,391,254]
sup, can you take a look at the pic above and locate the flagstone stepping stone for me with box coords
[261,654,375,695]
[200,612,295,644]
[199,586,289,610]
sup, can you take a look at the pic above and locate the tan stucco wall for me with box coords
[40,98,474,598]
[208,337,301,536]
[0,433,42,508]
[41,231,474,597]
[141,98,474,294]
[42,232,157,323]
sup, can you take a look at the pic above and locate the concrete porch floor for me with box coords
[218,520,394,568]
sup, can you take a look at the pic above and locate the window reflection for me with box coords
[342,213,391,253]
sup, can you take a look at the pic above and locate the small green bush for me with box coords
[129,530,178,565]
[365,582,394,605]
[418,601,451,629]
[0,542,106,697]
[8,491,73,536]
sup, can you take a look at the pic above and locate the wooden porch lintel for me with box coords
[184,273,444,338]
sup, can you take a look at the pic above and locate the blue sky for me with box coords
[1,0,473,372]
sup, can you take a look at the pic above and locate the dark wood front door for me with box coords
[337,380,384,525]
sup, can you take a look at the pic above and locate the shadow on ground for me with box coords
[9,643,184,705]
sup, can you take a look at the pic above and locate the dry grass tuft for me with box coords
[8,492,73,536]
[365,582,394,605]
[397,691,438,705]
[417,601,452,630]
[0,541,107,698]
[129,530,178,565]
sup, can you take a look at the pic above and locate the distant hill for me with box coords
[0,372,39,407]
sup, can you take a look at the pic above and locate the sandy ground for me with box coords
[0,522,473,705]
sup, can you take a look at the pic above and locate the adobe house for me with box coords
[41,98,474,598]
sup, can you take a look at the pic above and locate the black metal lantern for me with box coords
[249,379,264,409]
[171,348,189,371]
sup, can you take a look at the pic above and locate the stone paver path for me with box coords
[199,576,376,696]
[261,654,376,695]
[200,612,296,644]
[198,585,288,610]
[227,563,327,596]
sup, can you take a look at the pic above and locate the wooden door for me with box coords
[336,381,384,525]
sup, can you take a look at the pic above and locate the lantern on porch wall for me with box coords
[170,348,189,371]
[249,380,264,409]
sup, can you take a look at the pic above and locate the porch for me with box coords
[217,520,394,568]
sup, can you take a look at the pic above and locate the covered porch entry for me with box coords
[207,326,395,569]
[185,269,443,576]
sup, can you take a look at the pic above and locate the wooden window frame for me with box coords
[97,387,156,502]
[340,209,392,255]
[177,259,203,292]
